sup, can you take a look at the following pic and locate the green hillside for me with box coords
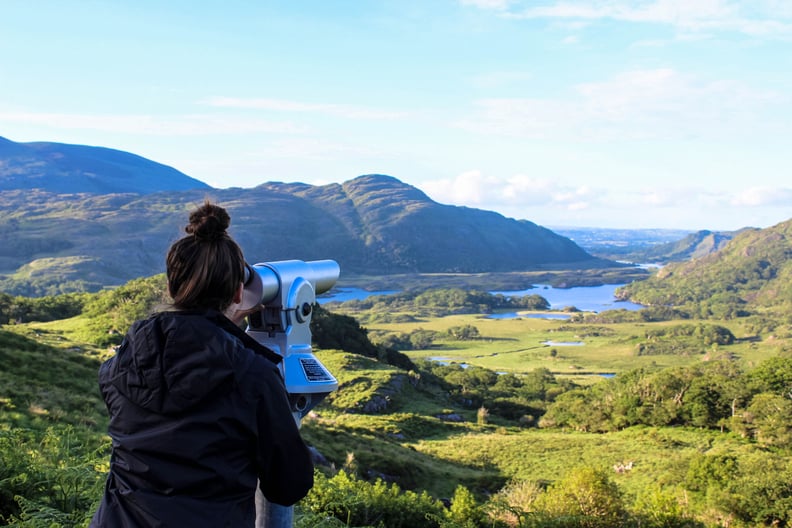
[625,229,736,263]
[618,218,792,320]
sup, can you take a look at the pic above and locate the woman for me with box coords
[90,201,313,527]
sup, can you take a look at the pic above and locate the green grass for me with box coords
[0,328,106,431]
[409,425,756,498]
[361,311,789,381]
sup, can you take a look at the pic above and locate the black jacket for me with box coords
[90,309,313,527]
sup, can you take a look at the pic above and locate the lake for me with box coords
[318,287,399,304]
[490,284,644,313]
[320,283,644,314]
[487,312,573,320]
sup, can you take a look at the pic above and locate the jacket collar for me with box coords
[163,307,283,365]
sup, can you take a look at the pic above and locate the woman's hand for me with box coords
[226,303,265,326]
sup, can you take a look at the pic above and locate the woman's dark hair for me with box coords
[166,200,245,311]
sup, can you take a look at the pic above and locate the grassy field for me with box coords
[409,425,754,496]
[363,310,779,383]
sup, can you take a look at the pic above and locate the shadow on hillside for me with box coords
[302,414,507,497]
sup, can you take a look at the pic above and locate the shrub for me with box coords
[300,469,445,528]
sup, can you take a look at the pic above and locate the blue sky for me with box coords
[1,0,791,230]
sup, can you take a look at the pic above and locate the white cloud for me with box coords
[422,170,500,205]
[481,0,792,37]
[637,187,713,207]
[454,68,784,141]
[454,97,580,138]
[419,174,790,228]
[202,96,407,120]
[731,186,792,206]
[422,170,595,211]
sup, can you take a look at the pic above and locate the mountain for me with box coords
[551,227,738,263]
[0,171,620,296]
[618,219,792,315]
[276,175,602,273]
[0,136,209,194]
[618,229,737,263]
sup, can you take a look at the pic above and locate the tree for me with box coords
[409,329,437,350]
[447,324,480,340]
[442,485,486,528]
[740,393,792,446]
[748,356,792,398]
[538,467,626,527]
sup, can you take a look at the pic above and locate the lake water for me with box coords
[488,312,573,320]
[490,284,644,313]
[319,283,644,314]
[318,287,399,304]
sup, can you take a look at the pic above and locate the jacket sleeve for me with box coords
[254,363,315,506]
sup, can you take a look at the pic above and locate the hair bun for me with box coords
[185,201,231,241]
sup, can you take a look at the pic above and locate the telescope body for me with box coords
[245,259,340,416]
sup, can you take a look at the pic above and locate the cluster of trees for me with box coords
[420,363,572,425]
[297,456,792,527]
[414,353,792,445]
[371,324,481,351]
[311,304,416,371]
[572,306,690,324]
[0,292,86,325]
[334,288,550,319]
[77,275,168,346]
[634,323,735,356]
[541,356,792,444]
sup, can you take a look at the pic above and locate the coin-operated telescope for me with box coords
[243,259,340,419]
[242,259,340,528]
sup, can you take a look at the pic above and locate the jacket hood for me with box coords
[100,310,280,415]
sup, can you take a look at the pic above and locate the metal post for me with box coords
[255,487,294,528]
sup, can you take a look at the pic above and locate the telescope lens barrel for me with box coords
[304,260,341,295]
[249,259,340,306]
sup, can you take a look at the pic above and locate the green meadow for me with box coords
[365,310,768,379]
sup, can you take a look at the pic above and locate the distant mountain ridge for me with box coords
[620,229,738,263]
[0,137,623,296]
[0,136,209,193]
